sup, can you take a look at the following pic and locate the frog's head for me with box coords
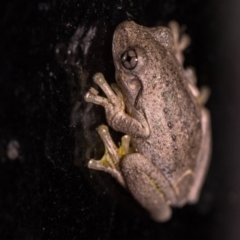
[112,21,175,110]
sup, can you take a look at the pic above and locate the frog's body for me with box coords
[85,21,211,221]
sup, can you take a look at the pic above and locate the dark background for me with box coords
[1,0,240,239]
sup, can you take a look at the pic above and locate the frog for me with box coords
[84,21,211,222]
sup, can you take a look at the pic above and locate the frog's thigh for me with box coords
[120,153,172,222]
[188,108,211,203]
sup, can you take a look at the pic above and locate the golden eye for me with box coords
[121,49,138,70]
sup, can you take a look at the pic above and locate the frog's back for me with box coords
[132,49,202,187]
[113,21,202,188]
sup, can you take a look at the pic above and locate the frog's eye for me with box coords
[121,49,138,70]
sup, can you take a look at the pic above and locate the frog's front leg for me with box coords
[169,22,211,105]
[85,73,150,138]
[169,21,191,66]
[184,68,211,105]
[168,22,198,93]
[88,125,132,187]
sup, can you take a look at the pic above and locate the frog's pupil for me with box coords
[126,54,132,62]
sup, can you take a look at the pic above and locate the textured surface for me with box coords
[1,0,240,239]
[85,20,210,221]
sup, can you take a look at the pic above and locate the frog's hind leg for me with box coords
[188,108,211,203]
[121,153,177,222]
[88,125,131,187]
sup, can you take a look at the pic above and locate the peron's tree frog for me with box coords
[84,21,211,222]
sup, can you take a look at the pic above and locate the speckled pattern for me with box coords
[85,21,211,221]
[113,22,202,177]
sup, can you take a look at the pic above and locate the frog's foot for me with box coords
[84,72,124,111]
[185,67,197,85]
[88,125,132,187]
[197,86,211,106]
[168,21,191,66]
[185,67,200,99]
[184,67,210,105]
[187,83,210,106]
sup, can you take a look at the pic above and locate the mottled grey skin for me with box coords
[85,21,211,222]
